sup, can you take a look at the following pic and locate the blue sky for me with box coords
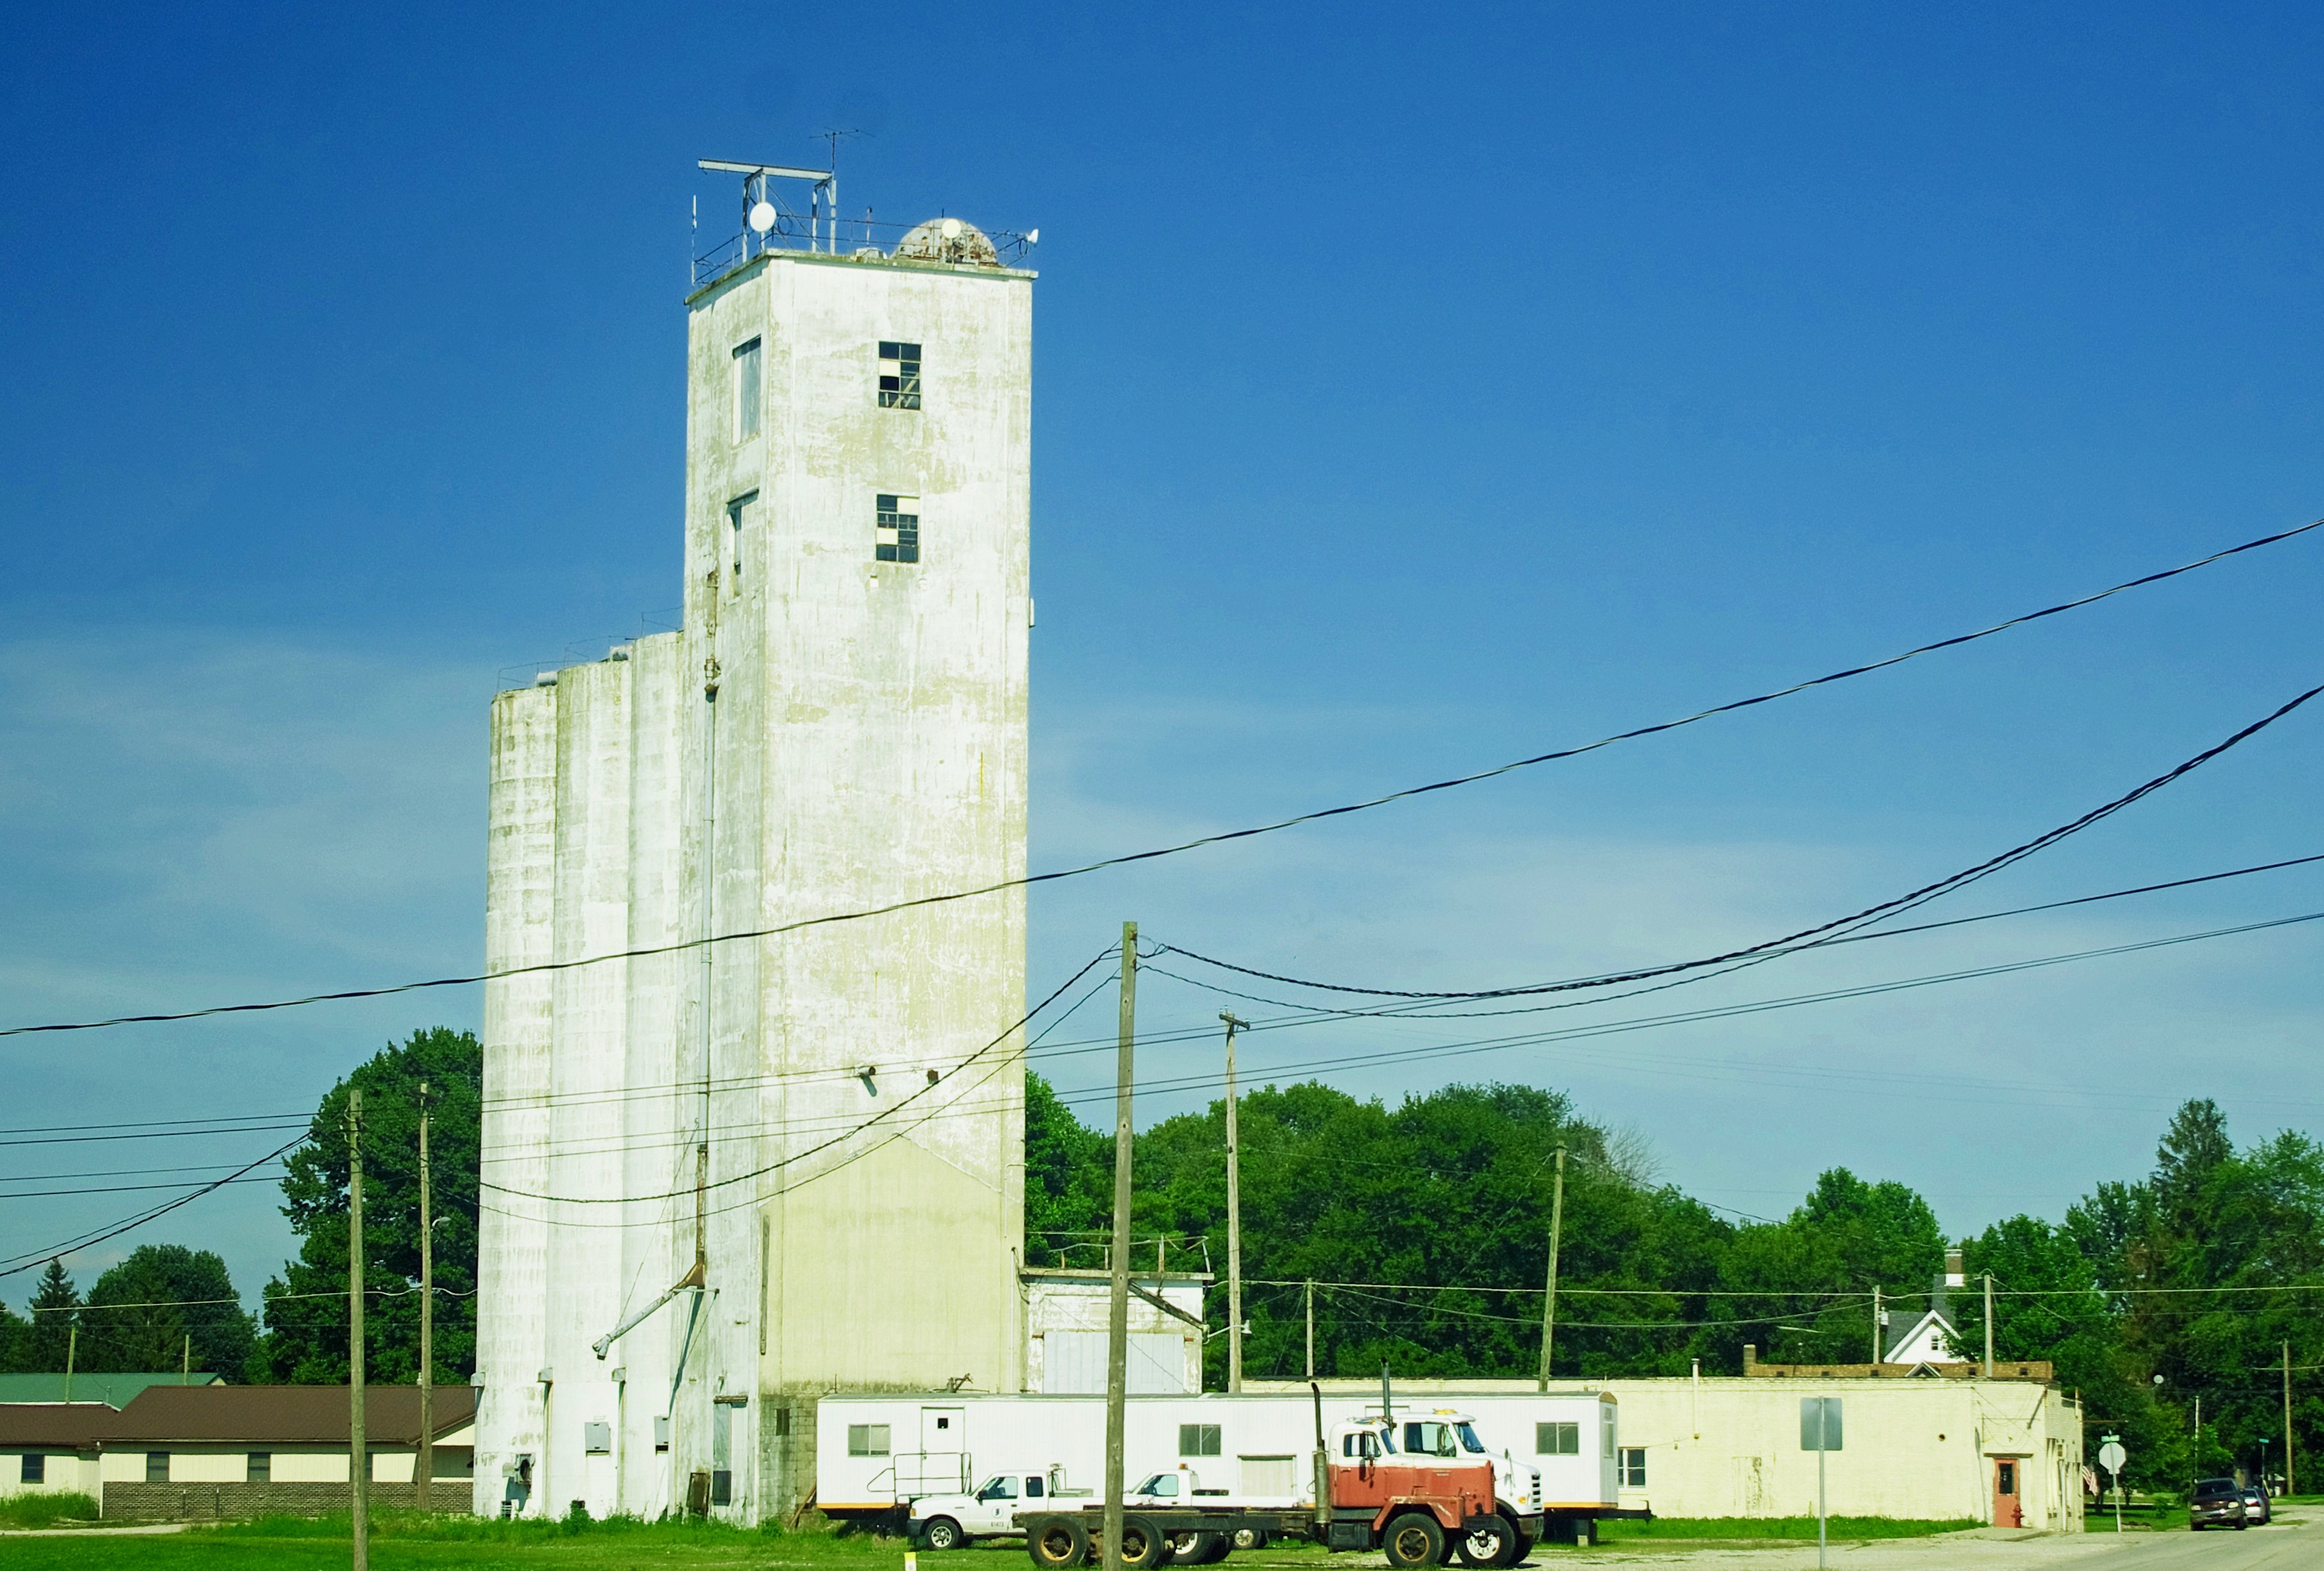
[3,1,2321,1311]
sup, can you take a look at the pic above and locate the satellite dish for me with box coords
[1026,229,1040,245]
[939,217,964,240]
[748,202,778,234]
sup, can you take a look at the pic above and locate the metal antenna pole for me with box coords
[1983,1274,1994,1379]
[348,1089,369,1571]
[1537,1145,1567,1391]
[417,1081,434,1512]
[1103,925,1137,1571]
[1222,1012,1247,1394]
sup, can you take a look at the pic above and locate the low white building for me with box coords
[1255,1369,2082,1531]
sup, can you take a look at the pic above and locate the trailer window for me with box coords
[1536,1422,1579,1456]
[848,1424,891,1456]
[1179,1424,1222,1458]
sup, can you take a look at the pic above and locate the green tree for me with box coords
[82,1246,253,1376]
[1715,1169,1945,1367]
[25,1261,78,1372]
[1026,1072,1112,1266]
[252,1027,480,1384]
[0,1300,28,1372]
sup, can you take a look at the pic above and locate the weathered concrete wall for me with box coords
[477,241,1032,1525]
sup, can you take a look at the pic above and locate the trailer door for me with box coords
[911,1407,968,1496]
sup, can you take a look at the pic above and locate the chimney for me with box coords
[1743,1344,1758,1375]
[1944,1250,1966,1288]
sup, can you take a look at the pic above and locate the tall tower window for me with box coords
[727,491,756,588]
[878,341,921,409]
[734,337,763,439]
[875,494,919,563]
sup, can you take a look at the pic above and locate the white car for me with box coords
[914,1472,1069,1549]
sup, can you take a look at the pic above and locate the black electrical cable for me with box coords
[1155,679,2324,1001]
[8,518,2317,1041]
[0,1133,312,1279]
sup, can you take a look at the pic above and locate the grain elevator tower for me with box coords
[473,170,1033,1522]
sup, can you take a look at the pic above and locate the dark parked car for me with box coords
[2190,1477,2246,1530]
[2242,1485,2271,1525]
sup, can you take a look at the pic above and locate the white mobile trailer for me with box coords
[817,1391,1616,1536]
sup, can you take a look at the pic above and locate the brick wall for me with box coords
[101,1480,473,1520]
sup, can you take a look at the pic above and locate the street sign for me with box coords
[2098,1441,2126,1475]
[1800,1397,1843,1451]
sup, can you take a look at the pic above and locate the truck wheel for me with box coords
[923,1518,967,1552]
[1172,1532,1229,1565]
[1384,1514,1446,1569]
[1029,1517,1090,1568]
[1119,1518,1170,1569]
[1507,1529,1534,1566]
[1230,1528,1268,1551]
[1454,1514,1517,1567]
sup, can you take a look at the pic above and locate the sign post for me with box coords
[2097,1437,2126,1534]
[1800,1398,1842,1571]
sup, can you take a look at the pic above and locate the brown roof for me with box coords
[103,1384,477,1447]
[0,1402,121,1450]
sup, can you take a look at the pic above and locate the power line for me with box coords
[11,518,2317,1043]
[0,1122,310,1149]
[1154,679,2324,1001]
[0,1134,311,1281]
[0,1113,308,1137]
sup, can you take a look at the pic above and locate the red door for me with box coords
[1992,1459,2021,1528]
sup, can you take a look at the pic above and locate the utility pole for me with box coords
[2286,1341,2296,1496]
[1103,923,1137,1571]
[1871,1286,1883,1365]
[1301,1282,1320,1385]
[348,1089,369,1571]
[416,1082,434,1512]
[1222,1012,1247,1395]
[1536,1145,1567,1391]
[181,1334,190,1385]
[63,1325,75,1404]
[1982,1273,1993,1379]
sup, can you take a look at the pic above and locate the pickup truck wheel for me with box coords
[1230,1528,1268,1551]
[1454,1514,1517,1567]
[1029,1517,1090,1568]
[923,1518,967,1552]
[1119,1519,1169,1569]
[1384,1514,1446,1569]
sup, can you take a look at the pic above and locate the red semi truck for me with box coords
[1017,1413,1523,1569]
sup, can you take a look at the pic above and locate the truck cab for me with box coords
[1367,1412,1543,1550]
[914,1470,1059,1549]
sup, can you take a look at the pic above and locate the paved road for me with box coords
[1536,1504,2314,1571]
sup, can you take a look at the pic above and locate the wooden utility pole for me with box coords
[1982,1273,1994,1379]
[1103,923,1137,1571]
[348,1089,369,1571]
[2285,1342,2295,1495]
[416,1082,434,1512]
[181,1335,190,1385]
[1536,1145,1567,1391]
[1871,1286,1883,1365]
[1222,1012,1247,1394]
[63,1325,75,1404]
[1304,1281,1314,1380]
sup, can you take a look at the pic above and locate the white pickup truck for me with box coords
[913,1469,1085,1551]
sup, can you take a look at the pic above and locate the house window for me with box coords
[20,1454,44,1485]
[878,341,921,409]
[734,338,763,439]
[1179,1424,1222,1458]
[146,1452,169,1483]
[246,1452,270,1483]
[875,495,919,564]
[849,1423,891,1457]
[1619,1448,1646,1489]
[1536,1423,1579,1456]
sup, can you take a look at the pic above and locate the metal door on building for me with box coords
[1991,1458,2022,1528]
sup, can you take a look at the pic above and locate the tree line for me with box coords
[5,1024,2315,1492]
[1030,1072,2323,1490]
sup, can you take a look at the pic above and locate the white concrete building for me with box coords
[475,195,1034,1524]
